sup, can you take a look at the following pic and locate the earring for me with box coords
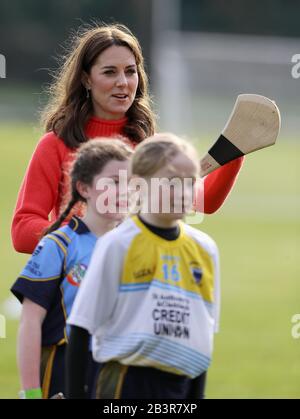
[86,88,90,99]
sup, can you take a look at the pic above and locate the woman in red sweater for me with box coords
[11,23,243,254]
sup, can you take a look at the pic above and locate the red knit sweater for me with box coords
[11,116,244,253]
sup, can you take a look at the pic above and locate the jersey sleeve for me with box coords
[187,227,221,333]
[200,156,244,214]
[211,242,221,333]
[67,232,125,335]
[11,132,66,254]
[11,235,65,311]
[199,235,220,333]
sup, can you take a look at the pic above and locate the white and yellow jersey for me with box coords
[68,215,220,378]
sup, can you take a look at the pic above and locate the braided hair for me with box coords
[43,138,132,236]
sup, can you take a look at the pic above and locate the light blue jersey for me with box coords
[11,216,97,346]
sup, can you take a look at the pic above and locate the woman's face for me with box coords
[85,45,139,120]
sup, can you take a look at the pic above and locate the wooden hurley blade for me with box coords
[200,94,281,177]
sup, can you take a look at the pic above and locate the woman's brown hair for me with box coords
[41,23,156,148]
[44,138,132,235]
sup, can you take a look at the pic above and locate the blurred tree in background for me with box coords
[0,0,153,84]
[181,0,300,37]
[0,0,299,85]
[181,0,300,36]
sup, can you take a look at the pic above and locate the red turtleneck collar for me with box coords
[85,116,128,139]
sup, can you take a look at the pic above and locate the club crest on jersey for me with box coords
[190,263,203,284]
[66,263,87,287]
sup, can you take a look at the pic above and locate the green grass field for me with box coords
[0,124,299,399]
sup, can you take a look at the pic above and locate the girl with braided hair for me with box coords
[11,139,132,399]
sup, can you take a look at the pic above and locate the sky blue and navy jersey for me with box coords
[11,217,97,347]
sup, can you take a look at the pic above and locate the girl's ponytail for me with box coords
[43,193,80,236]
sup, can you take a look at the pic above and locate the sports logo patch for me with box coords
[66,263,87,287]
[190,263,203,284]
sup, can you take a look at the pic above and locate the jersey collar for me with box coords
[68,216,91,235]
[132,215,185,247]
